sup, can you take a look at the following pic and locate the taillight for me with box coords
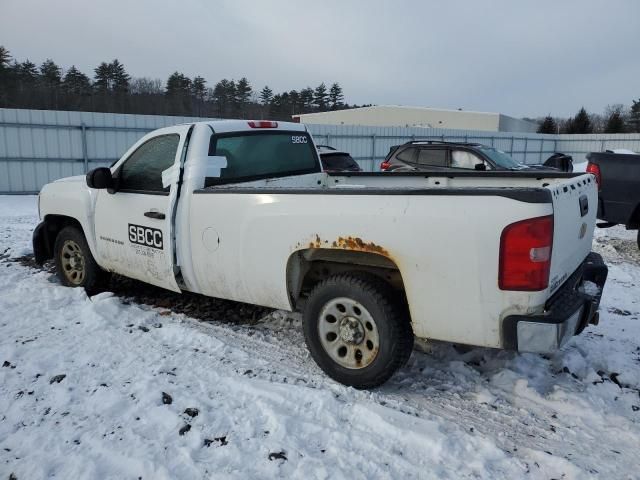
[380,161,391,171]
[499,215,554,291]
[248,120,278,128]
[586,162,601,190]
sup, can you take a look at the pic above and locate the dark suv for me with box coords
[380,141,572,172]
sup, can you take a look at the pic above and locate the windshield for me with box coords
[477,146,522,169]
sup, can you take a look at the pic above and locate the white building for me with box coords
[292,105,537,133]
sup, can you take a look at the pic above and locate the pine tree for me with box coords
[93,60,129,93]
[300,87,314,112]
[234,77,252,116]
[189,76,207,116]
[191,76,206,101]
[17,60,39,85]
[0,47,13,104]
[604,105,626,133]
[313,82,328,110]
[628,99,640,133]
[62,66,91,95]
[329,82,344,110]
[212,81,227,115]
[270,93,286,118]
[537,115,557,134]
[110,59,130,94]
[165,72,191,96]
[163,72,191,114]
[39,59,62,87]
[567,107,593,134]
[93,62,112,91]
[259,85,273,105]
[212,79,236,117]
[0,46,11,74]
[289,90,300,115]
[279,92,291,117]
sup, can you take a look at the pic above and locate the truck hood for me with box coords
[54,175,85,183]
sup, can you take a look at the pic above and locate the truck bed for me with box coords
[186,170,597,348]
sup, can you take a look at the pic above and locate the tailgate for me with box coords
[547,174,598,294]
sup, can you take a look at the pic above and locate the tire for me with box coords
[302,273,414,389]
[637,230,640,251]
[54,226,110,294]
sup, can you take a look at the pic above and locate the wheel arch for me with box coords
[286,248,412,328]
[34,214,89,264]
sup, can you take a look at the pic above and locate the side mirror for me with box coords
[86,167,114,189]
[474,163,487,171]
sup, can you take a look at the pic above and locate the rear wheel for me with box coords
[302,273,413,389]
[54,226,110,294]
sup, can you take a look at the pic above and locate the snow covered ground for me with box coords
[1,196,639,479]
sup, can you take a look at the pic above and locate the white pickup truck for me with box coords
[34,120,608,388]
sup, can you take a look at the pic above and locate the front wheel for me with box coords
[54,226,110,294]
[302,273,413,389]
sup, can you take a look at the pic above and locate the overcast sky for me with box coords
[2,0,639,118]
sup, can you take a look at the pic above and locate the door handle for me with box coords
[579,195,589,217]
[144,211,165,220]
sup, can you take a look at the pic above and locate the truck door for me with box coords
[93,125,192,292]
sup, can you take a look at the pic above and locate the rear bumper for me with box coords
[502,252,608,353]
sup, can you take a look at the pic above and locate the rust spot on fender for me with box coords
[307,234,323,249]
[335,236,390,257]
[298,234,390,258]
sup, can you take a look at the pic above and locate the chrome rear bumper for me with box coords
[502,252,608,353]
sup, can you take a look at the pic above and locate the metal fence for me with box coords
[2,108,640,194]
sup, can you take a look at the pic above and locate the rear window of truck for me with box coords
[205,131,320,185]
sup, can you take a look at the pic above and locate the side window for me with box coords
[416,148,447,167]
[118,134,180,192]
[451,150,484,169]
[396,147,417,163]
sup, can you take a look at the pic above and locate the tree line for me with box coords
[0,46,364,120]
[2,45,639,132]
[535,104,640,134]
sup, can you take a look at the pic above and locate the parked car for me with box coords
[34,120,606,388]
[381,140,573,172]
[316,145,362,172]
[587,150,640,249]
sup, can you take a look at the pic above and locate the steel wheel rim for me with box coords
[318,297,379,370]
[60,240,85,285]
